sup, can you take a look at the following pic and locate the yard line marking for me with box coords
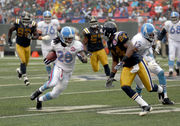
[0,84,180,100]
[0,88,121,100]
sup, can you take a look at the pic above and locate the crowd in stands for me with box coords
[0,0,179,24]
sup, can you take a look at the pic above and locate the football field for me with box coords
[0,56,180,126]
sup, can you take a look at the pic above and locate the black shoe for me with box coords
[16,68,22,80]
[24,76,30,86]
[175,68,179,76]
[36,97,42,110]
[139,105,153,116]
[158,92,164,102]
[168,71,173,77]
[30,89,42,100]
[162,98,174,105]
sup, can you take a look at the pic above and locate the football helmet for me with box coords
[21,12,31,26]
[89,16,99,29]
[103,21,117,38]
[147,18,153,24]
[141,23,156,42]
[43,11,52,23]
[59,26,75,46]
[170,11,179,24]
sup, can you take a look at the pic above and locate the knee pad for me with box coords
[103,64,110,76]
[157,70,166,85]
[121,86,136,98]
[20,63,26,74]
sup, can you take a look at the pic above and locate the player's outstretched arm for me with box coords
[77,51,88,63]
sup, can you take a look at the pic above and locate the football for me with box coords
[46,50,57,61]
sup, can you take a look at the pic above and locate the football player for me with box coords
[103,21,163,116]
[30,26,87,110]
[82,16,111,85]
[158,11,180,77]
[8,11,39,86]
[132,23,174,105]
[37,10,61,79]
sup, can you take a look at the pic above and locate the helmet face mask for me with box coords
[21,12,31,26]
[141,23,156,42]
[43,11,52,24]
[60,27,75,47]
[170,12,179,24]
[89,16,99,29]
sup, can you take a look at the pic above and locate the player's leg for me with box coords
[168,39,176,77]
[98,49,110,77]
[16,44,30,85]
[135,75,144,96]
[90,51,99,72]
[41,45,53,79]
[175,41,180,76]
[148,60,174,104]
[120,67,151,116]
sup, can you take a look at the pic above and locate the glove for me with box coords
[77,53,87,63]
[114,62,123,70]
[43,58,52,65]
[155,47,160,54]
[130,64,139,73]
[42,35,50,40]
[105,77,116,88]
[8,38,12,46]
[52,37,61,45]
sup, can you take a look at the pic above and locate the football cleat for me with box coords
[139,106,153,116]
[30,89,42,100]
[16,68,22,80]
[23,76,30,86]
[168,71,173,77]
[158,92,164,102]
[36,97,42,110]
[175,68,179,76]
[162,98,174,105]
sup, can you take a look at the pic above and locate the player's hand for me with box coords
[42,35,50,40]
[155,47,160,54]
[105,77,116,88]
[114,62,123,70]
[8,38,13,47]
[43,58,52,65]
[130,64,139,73]
[52,37,60,45]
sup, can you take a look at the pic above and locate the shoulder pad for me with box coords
[83,28,90,34]
[15,19,20,24]
[32,21,36,26]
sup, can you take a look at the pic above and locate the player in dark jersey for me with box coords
[103,21,163,116]
[8,12,39,86]
[82,16,110,84]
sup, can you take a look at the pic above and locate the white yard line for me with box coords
[0,84,179,100]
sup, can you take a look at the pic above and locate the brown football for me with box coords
[46,50,57,61]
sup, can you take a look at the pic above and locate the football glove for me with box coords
[130,64,139,73]
[42,35,50,40]
[114,62,123,70]
[105,77,116,88]
[8,38,12,46]
[77,53,87,63]
[43,58,52,65]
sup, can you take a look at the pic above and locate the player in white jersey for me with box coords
[132,23,174,105]
[30,26,87,110]
[158,11,180,77]
[37,10,61,79]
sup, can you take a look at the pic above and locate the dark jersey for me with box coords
[110,31,142,67]
[14,19,37,47]
[83,27,104,52]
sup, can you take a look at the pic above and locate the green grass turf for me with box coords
[0,56,180,126]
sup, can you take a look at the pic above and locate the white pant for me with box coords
[40,65,72,99]
[168,39,180,62]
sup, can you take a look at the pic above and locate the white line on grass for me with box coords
[0,84,180,100]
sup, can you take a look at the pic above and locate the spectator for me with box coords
[0,33,6,58]
[131,0,139,8]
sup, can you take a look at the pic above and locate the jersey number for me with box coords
[57,51,73,63]
[170,26,180,34]
[44,26,55,35]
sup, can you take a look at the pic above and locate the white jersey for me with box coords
[37,19,60,46]
[131,33,154,61]
[52,40,84,72]
[163,20,180,42]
